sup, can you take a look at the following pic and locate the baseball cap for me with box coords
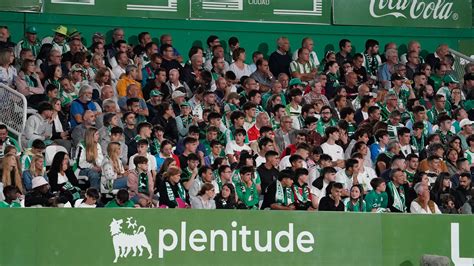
[172,90,186,99]
[459,118,474,128]
[443,74,459,84]
[92,32,105,39]
[26,26,37,34]
[180,102,190,107]
[289,78,303,86]
[70,64,84,73]
[390,73,404,81]
[150,90,163,97]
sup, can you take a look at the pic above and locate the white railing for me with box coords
[449,48,474,82]
[0,83,28,151]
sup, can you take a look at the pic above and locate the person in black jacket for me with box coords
[318,182,344,211]
[25,176,67,207]
[215,183,236,209]
[47,151,81,205]
[152,102,178,144]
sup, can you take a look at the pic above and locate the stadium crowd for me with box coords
[0,24,473,214]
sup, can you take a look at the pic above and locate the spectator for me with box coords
[21,154,46,192]
[318,182,344,211]
[0,185,21,208]
[47,151,81,205]
[127,155,156,205]
[410,182,441,214]
[75,127,103,190]
[22,101,53,148]
[104,189,135,208]
[190,183,216,209]
[157,166,188,208]
[70,85,97,128]
[215,183,237,209]
[1,154,24,194]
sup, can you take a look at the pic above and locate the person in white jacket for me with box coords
[22,102,53,148]
[75,127,103,190]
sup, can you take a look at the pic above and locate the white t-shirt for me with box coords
[74,198,97,208]
[57,172,68,184]
[229,63,252,80]
[279,155,308,171]
[321,142,344,161]
[255,155,266,168]
[225,141,251,155]
[128,153,157,172]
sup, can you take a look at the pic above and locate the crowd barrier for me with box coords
[0,84,27,150]
[0,209,472,265]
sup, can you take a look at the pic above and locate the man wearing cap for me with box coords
[14,26,41,58]
[389,73,415,108]
[437,74,460,103]
[146,90,163,122]
[42,25,69,54]
[458,118,473,150]
[171,90,187,116]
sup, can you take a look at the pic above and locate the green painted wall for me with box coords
[1,11,473,62]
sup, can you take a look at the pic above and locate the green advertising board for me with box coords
[190,0,331,25]
[0,0,42,12]
[333,0,472,29]
[44,0,189,19]
[0,209,473,266]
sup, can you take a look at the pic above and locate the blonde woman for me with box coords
[1,154,24,194]
[21,154,46,191]
[75,127,103,190]
[101,142,128,191]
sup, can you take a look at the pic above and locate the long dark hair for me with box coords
[50,151,68,174]
[347,184,364,212]
[432,172,451,195]
[220,183,236,203]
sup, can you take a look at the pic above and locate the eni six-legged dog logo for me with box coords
[109,217,152,263]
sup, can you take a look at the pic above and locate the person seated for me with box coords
[25,176,67,207]
[74,188,100,208]
[190,183,216,209]
[47,151,81,205]
[104,189,135,208]
[234,166,259,210]
[410,182,441,214]
[261,169,295,210]
[343,185,367,212]
[189,165,220,200]
[157,166,189,208]
[0,185,21,208]
[21,154,46,192]
[75,127,103,190]
[101,142,129,193]
[215,183,237,209]
[22,101,53,148]
[318,182,345,211]
[365,178,389,212]
[127,155,156,205]
[292,168,317,210]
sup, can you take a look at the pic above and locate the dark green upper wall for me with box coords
[1,11,473,62]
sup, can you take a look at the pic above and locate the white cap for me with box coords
[172,90,186,99]
[459,118,474,128]
[31,176,48,189]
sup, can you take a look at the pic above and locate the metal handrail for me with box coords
[0,83,28,151]
[449,48,474,62]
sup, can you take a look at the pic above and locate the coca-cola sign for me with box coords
[369,0,456,20]
[333,0,471,28]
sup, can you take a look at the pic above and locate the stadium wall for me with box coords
[0,209,472,265]
[0,11,473,63]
